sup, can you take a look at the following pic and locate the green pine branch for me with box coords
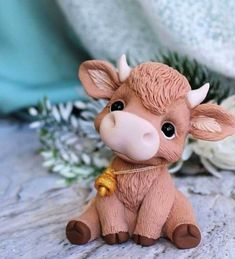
[158,52,231,104]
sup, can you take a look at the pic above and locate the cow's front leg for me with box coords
[133,171,175,246]
[96,192,129,245]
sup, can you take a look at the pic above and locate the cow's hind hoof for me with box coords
[66,220,91,245]
[103,232,129,245]
[172,224,201,249]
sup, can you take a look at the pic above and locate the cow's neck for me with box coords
[111,156,168,174]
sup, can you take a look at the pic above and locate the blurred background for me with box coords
[1,2,235,257]
[1,0,235,116]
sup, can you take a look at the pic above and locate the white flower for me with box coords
[192,95,235,174]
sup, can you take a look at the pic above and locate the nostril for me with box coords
[143,132,154,144]
[109,113,116,128]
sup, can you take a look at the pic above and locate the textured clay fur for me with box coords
[66,57,235,249]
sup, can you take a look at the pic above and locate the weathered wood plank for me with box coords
[0,120,234,259]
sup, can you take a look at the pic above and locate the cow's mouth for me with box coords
[112,150,133,162]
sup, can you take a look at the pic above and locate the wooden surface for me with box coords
[0,120,235,259]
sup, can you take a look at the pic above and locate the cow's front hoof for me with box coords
[103,232,129,245]
[132,234,157,246]
[66,220,91,245]
[172,224,201,249]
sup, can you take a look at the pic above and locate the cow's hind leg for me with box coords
[163,190,201,249]
[66,199,100,245]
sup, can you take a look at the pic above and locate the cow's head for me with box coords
[79,55,235,165]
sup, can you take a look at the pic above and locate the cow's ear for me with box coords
[79,60,121,99]
[189,103,235,141]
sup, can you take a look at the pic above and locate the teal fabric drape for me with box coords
[1,0,235,114]
[0,0,89,114]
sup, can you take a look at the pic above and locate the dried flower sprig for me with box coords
[29,98,112,185]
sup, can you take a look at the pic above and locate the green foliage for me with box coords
[29,98,111,186]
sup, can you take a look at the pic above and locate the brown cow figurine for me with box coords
[66,55,235,249]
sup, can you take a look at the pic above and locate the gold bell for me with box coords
[95,167,116,197]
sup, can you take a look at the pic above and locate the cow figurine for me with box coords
[66,55,235,249]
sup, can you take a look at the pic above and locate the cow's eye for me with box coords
[161,122,176,139]
[110,101,125,112]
